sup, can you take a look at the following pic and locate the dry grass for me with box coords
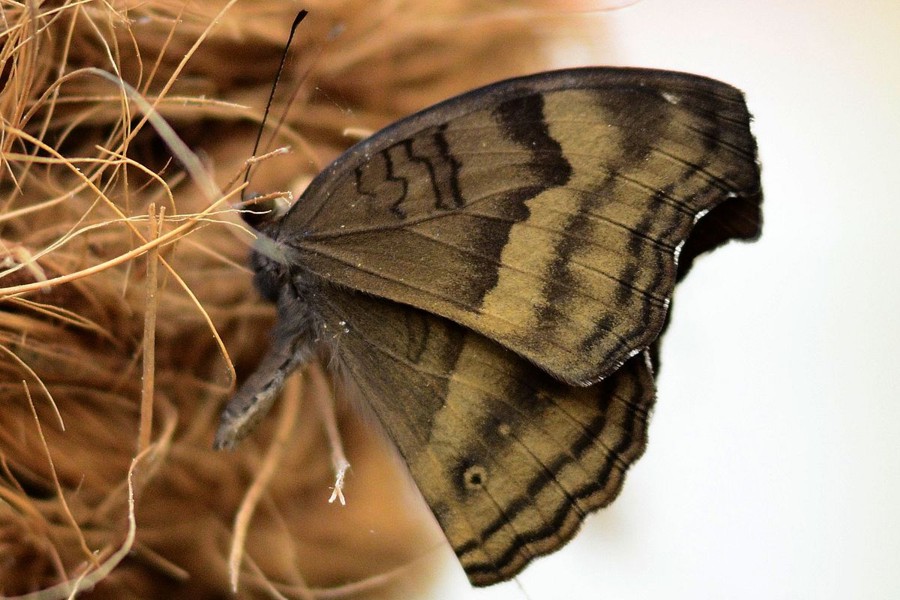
[0,0,596,597]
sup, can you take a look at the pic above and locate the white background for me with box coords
[433,1,900,598]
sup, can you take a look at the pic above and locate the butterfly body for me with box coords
[215,67,762,586]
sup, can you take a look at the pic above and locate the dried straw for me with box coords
[0,1,597,597]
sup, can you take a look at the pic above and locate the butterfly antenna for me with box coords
[242,9,309,195]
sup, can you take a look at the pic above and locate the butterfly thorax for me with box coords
[248,241,327,349]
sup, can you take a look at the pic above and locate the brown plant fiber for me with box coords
[0,0,589,598]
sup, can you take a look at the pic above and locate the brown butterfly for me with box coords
[214,67,762,586]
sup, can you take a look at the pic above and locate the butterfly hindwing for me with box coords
[318,285,655,586]
[276,67,762,386]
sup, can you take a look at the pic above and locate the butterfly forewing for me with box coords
[277,67,761,385]
[318,286,655,586]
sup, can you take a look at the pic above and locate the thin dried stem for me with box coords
[138,203,162,453]
[228,373,304,593]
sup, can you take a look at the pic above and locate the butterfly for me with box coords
[214,66,762,586]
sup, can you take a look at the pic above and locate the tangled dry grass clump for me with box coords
[0,1,600,597]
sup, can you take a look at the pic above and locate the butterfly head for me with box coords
[249,234,293,303]
[234,191,294,303]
